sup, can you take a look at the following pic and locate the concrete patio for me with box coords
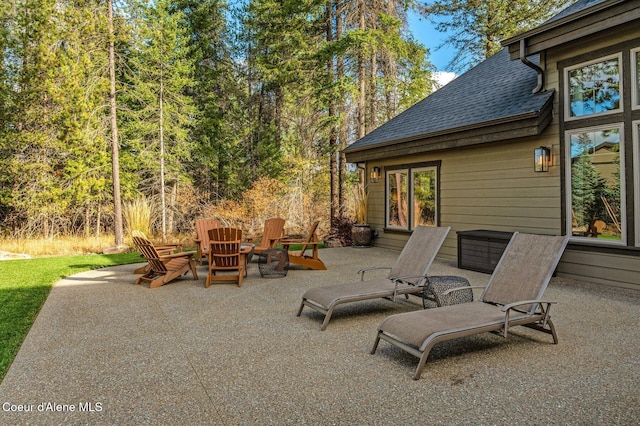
[0,246,639,425]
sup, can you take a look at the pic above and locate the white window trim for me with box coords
[565,123,627,246]
[385,168,409,230]
[564,53,623,122]
[410,166,438,228]
[634,120,640,247]
[632,47,640,111]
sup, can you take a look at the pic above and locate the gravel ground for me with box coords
[0,246,639,425]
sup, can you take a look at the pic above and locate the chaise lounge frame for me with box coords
[370,232,569,379]
[297,226,450,330]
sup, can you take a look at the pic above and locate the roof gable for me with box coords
[344,49,554,156]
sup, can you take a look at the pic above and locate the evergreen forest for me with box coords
[0,0,571,244]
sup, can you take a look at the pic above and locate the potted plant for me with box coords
[351,183,373,247]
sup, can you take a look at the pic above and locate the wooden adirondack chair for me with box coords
[131,230,183,274]
[132,234,198,288]
[194,218,222,265]
[281,221,326,270]
[206,227,247,287]
[247,218,285,255]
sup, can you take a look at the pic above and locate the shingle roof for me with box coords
[344,48,554,153]
[544,0,610,24]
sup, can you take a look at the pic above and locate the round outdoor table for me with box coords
[241,243,255,264]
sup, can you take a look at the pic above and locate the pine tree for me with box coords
[0,0,118,237]
[175,0,246,201]
[419,0,572,71]
[121,0,196,240]
[243,0,325,182]
[55,1,113,238]
[3,0,72,236]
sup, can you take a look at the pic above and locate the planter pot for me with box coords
[352,224,373,247]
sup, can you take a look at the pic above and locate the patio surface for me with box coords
[0,246,639,425]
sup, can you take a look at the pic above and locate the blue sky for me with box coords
[407,10,454,73]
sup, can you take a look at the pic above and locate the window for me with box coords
[412,167,437,227]
[633,48,640,110]
[386,164,439,230]
[386,169,408,229]
[566,124,626,244]
[565,54,622,120]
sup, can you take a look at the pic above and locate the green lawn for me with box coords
[0,253,141,382]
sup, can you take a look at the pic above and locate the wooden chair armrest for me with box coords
[158,243,181,248]
[281,238,304,244]
[268,236,283,245]
[159,251,196,260]
[282,239,320,246]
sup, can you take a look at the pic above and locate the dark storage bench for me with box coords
[457,230,514,274]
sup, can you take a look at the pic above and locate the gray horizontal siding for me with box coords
[367,138,562,260]
[558,249,640,289]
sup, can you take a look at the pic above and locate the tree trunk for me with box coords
[385,0,399,120]
[96,205,102,239]
[85,205,91,237]
[43,217,49,239]
[168,181,177,235]
[327,0,339,223]
[357,0,366,139]
[369,53,377,133]
[108,0,124,246]
[159,71,167,242]
[336,1,347,217]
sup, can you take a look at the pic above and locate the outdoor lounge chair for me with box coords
[281,221,326,270]
[248,217,286,256]
[297,226,450,330]
[132,234,198,288]
[194,218,221,265]
[371,232,569,380]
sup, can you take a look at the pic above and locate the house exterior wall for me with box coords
[368,135,562,260]
[541,26,640,289]
[366,19,640,289]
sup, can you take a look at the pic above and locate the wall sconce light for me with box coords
[534,146,550,172]
[370,166,381,183]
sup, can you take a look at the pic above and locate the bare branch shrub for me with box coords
[203,176,330,240]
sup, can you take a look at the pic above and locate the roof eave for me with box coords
[502,0,623,47]
[503,0,638,60]
[343,112,539,154]
[343,94,554,163]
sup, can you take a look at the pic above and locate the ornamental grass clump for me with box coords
[351,183,368,225]
[123,196,154,238]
